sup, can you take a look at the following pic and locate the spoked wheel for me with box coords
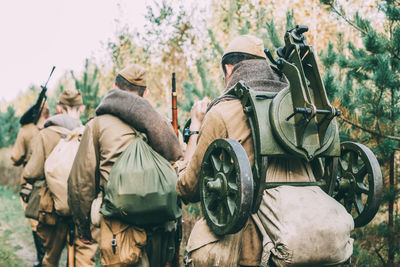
[335,142,383,227]
[311,157,339,196]
[200,139,253,235]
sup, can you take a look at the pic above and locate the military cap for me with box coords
[223,35,266,59]
[118,64,146,87]
[58,88,83,106]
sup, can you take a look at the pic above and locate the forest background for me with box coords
[0,0,399,266]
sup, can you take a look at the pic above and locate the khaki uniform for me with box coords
[11,123,40,230]
[68,115,137,238]
[23,120,98,267]
[11,123,39,179]
[68,115,148,266]
[177,100,315,266]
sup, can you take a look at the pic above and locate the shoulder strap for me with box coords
[47,126,73,138]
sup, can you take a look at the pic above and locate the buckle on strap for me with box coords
[111,235,117,254]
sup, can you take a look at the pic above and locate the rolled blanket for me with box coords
[44,114,82,131]
[96,88,183,162]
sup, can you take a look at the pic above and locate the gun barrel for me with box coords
[171,73,178,136]
[42,66,56,90]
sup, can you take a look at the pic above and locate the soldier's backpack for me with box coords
[44,126,83,216]
[100,128,181,225]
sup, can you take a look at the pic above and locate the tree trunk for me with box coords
[388,152,395,267]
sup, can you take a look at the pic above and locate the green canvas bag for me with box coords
[101,130,181,226]
[25,180,45,220]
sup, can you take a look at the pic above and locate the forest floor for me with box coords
[0,184,37,266]
[0,184,71,267]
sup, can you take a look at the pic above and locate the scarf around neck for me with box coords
[207,59,288,112]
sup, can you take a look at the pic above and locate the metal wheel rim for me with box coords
[335,141,383,227]
[200,138,253,235]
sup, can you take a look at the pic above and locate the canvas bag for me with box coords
[44,126,82,216]
[185,218,244,267]
[100,129,181,225]
[100,217,147,266]
[252,186,354,267]
[24,180,45,220]
[38,184,57,225]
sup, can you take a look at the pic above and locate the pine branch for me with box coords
[374,247,387,265]
[340,116,400,141]
[327,2,368,35]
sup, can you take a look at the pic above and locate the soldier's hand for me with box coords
[190,97,210,129]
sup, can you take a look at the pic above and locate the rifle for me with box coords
[170,72,182,267]
[20,66,55,125]
[171,73,179,136]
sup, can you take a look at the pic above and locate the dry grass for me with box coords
[0,147,22,192]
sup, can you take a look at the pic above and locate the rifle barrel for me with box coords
[172,73,178,136]
[42,66,56,90]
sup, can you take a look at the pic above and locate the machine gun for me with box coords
[20,66,55,125]
[199,25,383,235]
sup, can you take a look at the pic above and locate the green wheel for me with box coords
[311,157,338,196]
[335,142,383,227]
[200,139,253,235]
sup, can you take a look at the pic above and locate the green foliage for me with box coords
[0,235,25,267]
[265,19,283,48]
[208,29,224,56]
[176,6,296,120]
[46,84,63,115]
[177,58,219,118]
[285,10,296,31]
[0,106,20,148]
[0,184,33,266]
[71,59,103,124]
[320,0,400,265]
[143,0,193,58]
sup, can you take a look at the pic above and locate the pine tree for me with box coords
[320,0,400,265]
[71,59,103,124]
[0,106,20,148]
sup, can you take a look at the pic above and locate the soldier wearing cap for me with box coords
[177,35,314,266]
[69,64,173,266]
[11,105,49,267]
[23,88,99,267]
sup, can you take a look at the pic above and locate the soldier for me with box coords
[11,106,49,267]
[177,35,318,266]
[23,88,98,267]
[68,64,182,267]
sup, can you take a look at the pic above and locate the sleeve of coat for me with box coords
[68,120,97,240]
[22,133,45,182]
[11,128,28,166]
[176,108,227,203]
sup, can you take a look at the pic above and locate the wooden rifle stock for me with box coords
[171,72,182,267]
[171,73,179,136]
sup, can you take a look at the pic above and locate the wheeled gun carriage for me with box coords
[198,25,383,236]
